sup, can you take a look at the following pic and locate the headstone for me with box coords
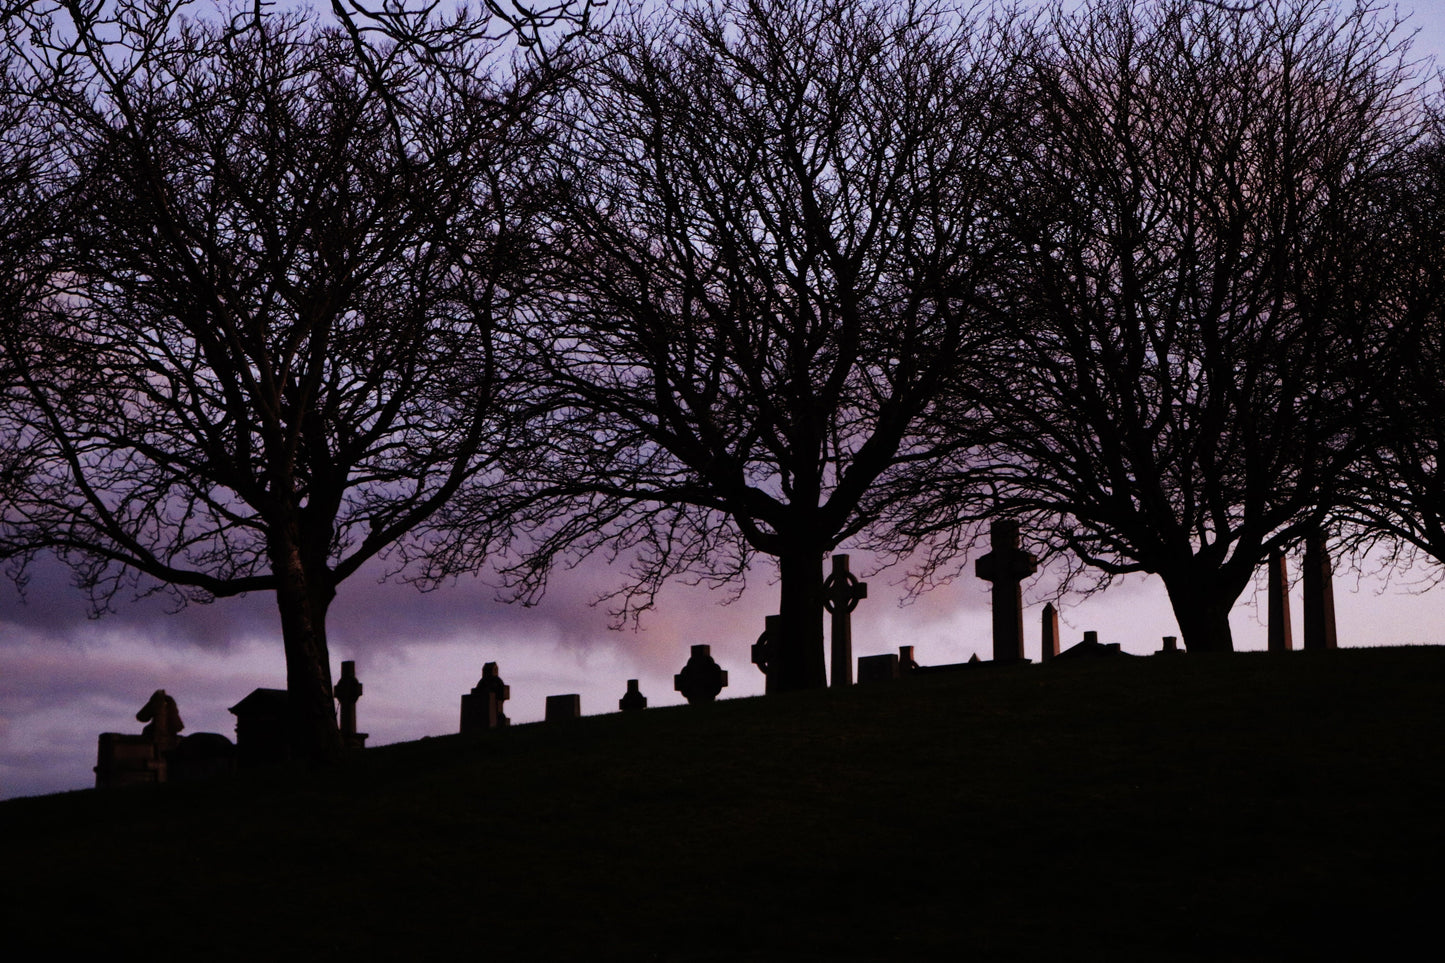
[95,689,185,788]
[675,644,728,704]
[229,688,293,768]
[751,615,781,678]
[546,694,581,721]
[1056,630,1124,660]
[1160,635,1179,654]
[1041,602,1060,663]
[823,554,868,687]
[335,660,367,749]
[857,653,899,684]
[975,520,1038,663]
[1302,531,1338,651]
[460,661,511,734]
[619,679,647,712]
[1267,550,1294,652]
[898,645,918,675]
[137,689,184,742]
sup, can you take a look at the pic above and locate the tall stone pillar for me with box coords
[1303,531,1338,651]
[1041,602,1060,663]
[1267,550,1293,652]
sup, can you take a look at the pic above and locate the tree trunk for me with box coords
[268,528,343,760]
[1162,570,1238,654]
[769,542,828,693]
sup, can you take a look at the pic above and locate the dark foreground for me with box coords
[3,647,1442,960]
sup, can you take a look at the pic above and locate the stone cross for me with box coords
[1267,550,1294,652]
[334,660,367,749]
[1303,531,1338,651]
[619,679,647,712]
[975,520,1038,663]
[751,615,781,677]
[675,644,728,704]
[823,554,868,687]
[1041,602,1060,663]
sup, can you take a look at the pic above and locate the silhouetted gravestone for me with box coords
[857,653,899,683]
[335,660,367,749]
[1041,602,1060,663]
[619,679,647,711]
[675,644,728,704]
[751,614,781,678]
[95,689,185,788]
[1159,635,1179,655]
[1268,550,1294,652]
[975,520,1038,663]
[824,554,868,687]
[546,694,581,721]
[229,688,293,768]
[168,732,236,782]
[898,645,918,675]
[461,661,510,733]
[1056,630,1126,660]
[137,689,183,741]
[1303,531,1338,651]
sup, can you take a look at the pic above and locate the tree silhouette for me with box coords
[485,0,1021,691]
[916,0,1423,652]
[1333,125,1445,573]
[0,1,561,755]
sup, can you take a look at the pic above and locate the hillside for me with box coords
[3,647,1442,960]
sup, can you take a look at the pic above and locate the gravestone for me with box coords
[751,614,781,678]
[675,644,728,704]
[975,520,1038,663]
[95,689,185,788]
[460,661,511,733]
[1268,550,1294,652]
[546,694,581,721]
[1056,630,1125,660]
[1159,635,1179,655]
[857,652,899,684]
[1303,531,1338,651]
[898,645,918,675]
[335,660,367,749]
[167,732,236,783]
[1041,602,1060,663]
[824,554,868,687]
[229,688,292,768]
[619,679,647,712]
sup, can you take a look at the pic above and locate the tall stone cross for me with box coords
[335,660,363,746]
[975,520,1038,663]
[824,554,868,687]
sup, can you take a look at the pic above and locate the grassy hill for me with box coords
[3,647,1442,960]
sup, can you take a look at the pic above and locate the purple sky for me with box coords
[4,0,1445,800]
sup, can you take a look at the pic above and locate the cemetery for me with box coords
[3,533,1436,959]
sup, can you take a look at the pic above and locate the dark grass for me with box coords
[3,647,1442,960]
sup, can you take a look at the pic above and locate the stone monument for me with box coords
[975,520,1038,663]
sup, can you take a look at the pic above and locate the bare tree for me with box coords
[915,0,1424,652]
[0,0,563,755]
[1332,120,1445,574]
[484,0,1022,691]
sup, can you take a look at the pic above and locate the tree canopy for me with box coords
[481,0,1024,689]
[0,0,565,753]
